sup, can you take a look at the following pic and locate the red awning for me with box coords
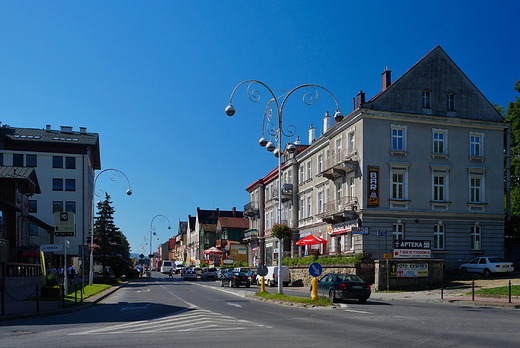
[296,234,328,246]
[22,248,40,258]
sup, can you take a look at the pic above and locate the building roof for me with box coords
[0,166,41,194]
[218,217,249,229]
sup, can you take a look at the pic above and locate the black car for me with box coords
[312,273,371,304]
[220,271,250,288]
[246,270,257,285]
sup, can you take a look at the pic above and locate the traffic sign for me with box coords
[384,253,392,259]
[257,265,268,277]
[377,230,387,237]
[41,244,63,252]
[309,262,322,277]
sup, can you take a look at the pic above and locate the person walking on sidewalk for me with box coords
[67,265,75,285]
[58,266,64,284]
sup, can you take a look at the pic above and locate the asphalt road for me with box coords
[1,272,519,348]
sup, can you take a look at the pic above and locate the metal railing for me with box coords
[1,262,42,278]
[322,196,357,216]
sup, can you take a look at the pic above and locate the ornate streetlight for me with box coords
[149,215,172,277]
[89,169,132,285]
[226,80,343,294]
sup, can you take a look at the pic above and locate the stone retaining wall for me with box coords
[288,262,375,287]
[374,259,444,291]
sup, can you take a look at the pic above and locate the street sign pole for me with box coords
[64,237,68,297]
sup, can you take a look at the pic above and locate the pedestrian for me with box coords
[68,265,75,285]
[58,266,64,284]
[169,268,173,278]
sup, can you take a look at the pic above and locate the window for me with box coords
[13,154,24,166]
[471,225,481,250]
[299,197,304,219]
[391,171,405,199]
[306,160,312,180]
[336,181,342,199]
[65,157,76,169]
[393,223,404,240]
[53,156,63,168]
[53,178,63,191]
[299,166,304,184]
[53,201,64,213]
[470,176,482,203]
[306,196,312,217]
[434,224,444,250]
[335,138,342,158]
[447,93,455,111]
[432,129,447,154]
[317,192,323,214]
[348,176,355,199]
[65,179,76,191]
[433,175,445,201]
[26,155,37,167]
[29,200,37,213]
[391,125,406,151]
[348,131,355,154]
[470,132,483,157]
[317,154,323,174]
[65,201,76,213]
[422,90,431,108]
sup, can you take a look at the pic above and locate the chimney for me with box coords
[61,126,73,133]
[294,136,301,145]
[46,125,52,131]
[382,66,391,91]
[323,111,331,133]
[308,124,315,144]
[232,207,236,217]
[356,90,365,109]
[80,127,87,134]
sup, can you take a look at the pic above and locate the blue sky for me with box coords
[1,1,518,256]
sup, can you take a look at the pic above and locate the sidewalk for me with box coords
[0,276,125,322]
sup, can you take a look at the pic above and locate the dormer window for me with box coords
[422,90,431,109]
[447,93,455,111]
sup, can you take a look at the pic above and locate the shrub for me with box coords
[282,252,371,266]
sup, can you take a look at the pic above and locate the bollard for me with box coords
[260,276,265,293]
[75,284,77,303]
[441,281,444,300]
[36,285,40,312]
[472,280,475,301]
[62,284,65,308]
[509,280,512,303]
[311,277,319,300]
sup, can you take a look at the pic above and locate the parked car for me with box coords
[233,267,251,273]
[191,267,202,277]
[183,270,197,281]
[176,266,186,275]
[246,270,257,285]
[257,266,291,287]
[201,267,217,280]
[220,271,250,288]
[459,257,514,277]
[311,273,371,304]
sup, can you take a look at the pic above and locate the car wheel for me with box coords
[329,290,337,303]
[220,280,224,287]
[484,269,491,277]
[359,298,367,304]
[267,280,272,287]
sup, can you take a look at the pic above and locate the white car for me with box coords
[459,257,514,277]
[183,270,198,281]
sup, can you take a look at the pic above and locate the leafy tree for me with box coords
[93,193,132,278]
[499,80,520,240]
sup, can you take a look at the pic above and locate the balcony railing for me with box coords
[244,229,259,239]
[322,196,357,216]
[320,149,358,179]
[244,202,259,217]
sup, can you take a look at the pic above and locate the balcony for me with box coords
[244,202,259,217]
[272,184,293,202]
[320,149,358,180]
[320,196,358,223]
[243,229,259,243]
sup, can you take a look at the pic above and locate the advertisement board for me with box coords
[390,263,429,277]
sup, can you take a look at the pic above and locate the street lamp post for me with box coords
[149,215,172,277]
[226,80,343,294]
[90,169,132,286]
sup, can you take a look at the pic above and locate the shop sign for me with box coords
[390,263,428,277]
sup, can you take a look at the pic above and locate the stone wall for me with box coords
[288,262,375,287]
[374,259,444,291]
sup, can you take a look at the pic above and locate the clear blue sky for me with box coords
[1,1,518,256]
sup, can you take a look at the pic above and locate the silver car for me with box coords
[460,257,514,277]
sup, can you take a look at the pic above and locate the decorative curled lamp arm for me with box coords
[90,168,132,286]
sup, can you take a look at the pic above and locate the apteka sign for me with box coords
[394,240,431,249]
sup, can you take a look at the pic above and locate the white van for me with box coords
[160,260,173,273]
[258,266,291,287]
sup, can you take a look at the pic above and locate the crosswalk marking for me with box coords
[70,308,270,335]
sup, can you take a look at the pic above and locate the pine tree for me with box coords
[93,193,132,278]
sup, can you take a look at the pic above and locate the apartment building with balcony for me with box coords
[244,46,507,270]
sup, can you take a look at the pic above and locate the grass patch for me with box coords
[65,283,112,301]
[473,286,520,296]
[255,291,332,306]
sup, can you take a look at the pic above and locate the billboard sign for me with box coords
[54,212,75,237]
